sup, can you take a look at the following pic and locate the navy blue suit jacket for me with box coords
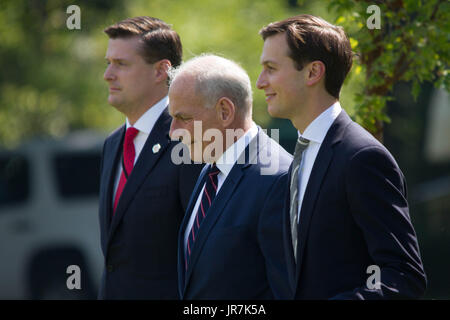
[98,108,203,299]
[284,110,426,299]
[178,129,293,299]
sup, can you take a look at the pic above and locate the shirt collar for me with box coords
[215,122,258,177]
[299,101,342,144]
[125,96,169,134]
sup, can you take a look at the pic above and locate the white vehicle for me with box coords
[0,131,105,299]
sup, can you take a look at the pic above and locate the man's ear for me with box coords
[154,59,171,83]
[215,97,236,127]
[306,60,326,86]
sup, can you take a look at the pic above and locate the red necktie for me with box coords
[113,127,139,215]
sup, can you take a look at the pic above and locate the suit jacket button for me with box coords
[107,265,114,272]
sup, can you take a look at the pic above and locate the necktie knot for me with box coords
[294,136,310,155]
[124,127,139,146]
[208,164,220,177]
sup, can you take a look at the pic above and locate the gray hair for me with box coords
[168,54,253,118]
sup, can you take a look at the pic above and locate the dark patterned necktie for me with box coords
[185,164,220,270]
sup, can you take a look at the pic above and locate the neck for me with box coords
[292,94,337,134]
[209,118,253,164]
[126,89,168,125]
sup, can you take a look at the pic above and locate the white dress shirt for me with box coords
[296,101,342,222]
[183,123,258,250]
[112,96,169,204]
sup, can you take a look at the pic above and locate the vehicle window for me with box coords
[0,154,30,207]
[53,152,101,198]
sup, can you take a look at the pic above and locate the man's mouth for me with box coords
[265,93,276,101]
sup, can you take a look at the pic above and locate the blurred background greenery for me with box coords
[0,0,365,146]
[0,0,448,299]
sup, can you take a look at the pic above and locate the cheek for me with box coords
[269,74,285,91]
[186,127,196,143]
[125,68,148,88]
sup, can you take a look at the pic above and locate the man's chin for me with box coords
[189,152,204,163]
[108,98,125,111]
[107,96,118,106]
[186,143,201,163]
[267,104,280,118]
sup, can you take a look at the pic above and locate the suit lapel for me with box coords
[294,110,351,284]
[283,162,297,293]
[100,126,125,236]
[107,108,172,245]
[178,164,209,294]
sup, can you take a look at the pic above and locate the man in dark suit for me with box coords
[256,15,427,299]
[99,16,202,299]
[168,54,293,299]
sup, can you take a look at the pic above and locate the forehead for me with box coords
[105,36,141,59]
[260,33,290,63]
[168,77,203,113]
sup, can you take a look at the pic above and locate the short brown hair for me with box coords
[104,16,182,67]
[259,15,353,98]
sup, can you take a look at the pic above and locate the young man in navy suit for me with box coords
[168,54,293,299]
[99,16,202,299]
[256,15,426,299]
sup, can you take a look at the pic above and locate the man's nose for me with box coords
[169,119,180,141]
[103,64,115,82]
[256,71,267,90]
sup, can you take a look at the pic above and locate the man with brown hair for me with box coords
[257,14,426,299]
[98,16,202,299]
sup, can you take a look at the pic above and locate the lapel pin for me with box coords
[152,143,161,154]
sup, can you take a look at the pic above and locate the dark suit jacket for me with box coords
[98,108,203,299]
[178,129,293,299]
[284,110,427,299]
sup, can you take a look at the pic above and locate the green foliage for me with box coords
[0,0,294,146]
[0,0,126,147]
[330,0,449,136]
[127,0,295,127]
[1,0,446,146]
[0,0,352,147]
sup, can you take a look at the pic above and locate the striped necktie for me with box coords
[185,164,220,270]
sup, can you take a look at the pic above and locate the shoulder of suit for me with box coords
[243,141,292,178]
[338,121,393,160]
[106,125,125,140]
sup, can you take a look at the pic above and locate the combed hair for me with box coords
[260,14,353,99]
[168,54,253,118]
[104,16,182,67]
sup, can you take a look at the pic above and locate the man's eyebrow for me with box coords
[104,57,128,62]
[173,112,193,119]
[173,112,187,118]
[261,59,277,66]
